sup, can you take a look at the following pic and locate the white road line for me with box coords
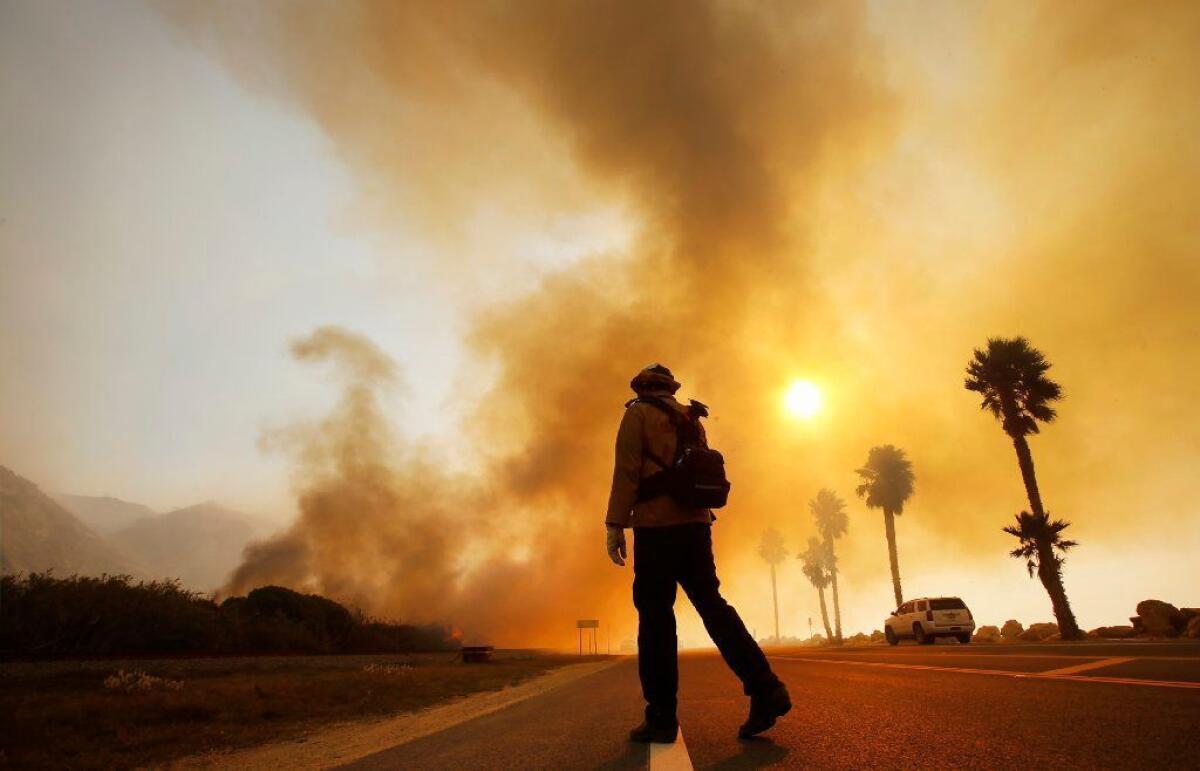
[648,729,694,771]
[1042,656,1134,675]
[774,656,1200,690]
[795,651,1102,661]
[783,650,1200,661]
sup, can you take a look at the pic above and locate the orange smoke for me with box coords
[183,2,1200,642]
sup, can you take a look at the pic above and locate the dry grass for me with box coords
[0,650,600,769]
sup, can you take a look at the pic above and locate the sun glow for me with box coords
[783,379,823,420]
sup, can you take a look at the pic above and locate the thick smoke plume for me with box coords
[194,0,894,644]
[185,1,1200,642]
[226,327,469,618]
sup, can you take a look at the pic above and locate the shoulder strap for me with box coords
[627,397,675,469]
[625,396,706,468]
[628,395,684,425]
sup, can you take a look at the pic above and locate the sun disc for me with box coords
[784,379,822,420]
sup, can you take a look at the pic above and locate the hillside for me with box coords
[52,493,157,535]
[0,466,139,576]
[110,502,259,592]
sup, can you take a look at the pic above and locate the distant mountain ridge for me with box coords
[0,466,140,577]
[5,468,268,593]
[109,502,260,593]
[51,493,157,535]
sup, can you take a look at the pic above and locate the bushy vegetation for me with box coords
[0,573,458,658]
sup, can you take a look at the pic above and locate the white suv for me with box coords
[884,597,975,645]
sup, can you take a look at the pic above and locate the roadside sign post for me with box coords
[576,619,599,655]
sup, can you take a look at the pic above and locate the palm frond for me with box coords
[963,336,1062,437]
[854,444,915,514]
[797,536,831,589]
[810,488,849,540]
[758,527,787,565]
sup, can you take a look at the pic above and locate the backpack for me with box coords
[630,395,731,509]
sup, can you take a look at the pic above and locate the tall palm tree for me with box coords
[965,336,1081,638]
[758,527,787,642]
[798,536,834,641]
[810,488,848,643]
[855,445,914,608]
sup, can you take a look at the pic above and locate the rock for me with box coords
[1135,599,1185,636]
[1018,622,1059,642]
[1180,608,1200,622]
[1187,616,1200,640]
[1130,616,1146,634]
[870,629,885,643]
[973,625,1001,643]
[1000,619,1024,641]
[1045,633,1062,642]
[1090,625,1138,639]
[847,632,871,646]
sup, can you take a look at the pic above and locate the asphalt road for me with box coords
[344,641,1200,770]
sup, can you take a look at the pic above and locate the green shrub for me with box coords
[0,573,225,657]
[221,585,355,654]
[0,573,458,659]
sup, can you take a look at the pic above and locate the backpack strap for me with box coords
[628,395,683,424]
[625,396,677,470]
[626,395,708,467]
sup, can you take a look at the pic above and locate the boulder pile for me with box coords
[1088,625,1137,639]
[972,625,1001,643]
[1129,600,1199,638]
[1000,619,1024,642]
[1018,622,1059,642]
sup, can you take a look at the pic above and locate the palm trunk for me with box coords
[884,509,903,607]
[817,585,833,641]
[1011,434,1045,517]
[1037,540,1081,639]
[828,549,843,644]
[1011,433,1080,638]
[770,563,780,642]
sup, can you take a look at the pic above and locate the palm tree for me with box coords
[810,488,848,643]
[758,527,787,642]
[798,537,834,641]
[965,336,1081,638]
[1003,511,1079,635]
[855,445,914,608]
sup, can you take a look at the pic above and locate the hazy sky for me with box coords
[2,0,622,514]
[2,1,1197,646]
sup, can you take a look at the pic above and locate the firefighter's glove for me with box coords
[606,525,627,567]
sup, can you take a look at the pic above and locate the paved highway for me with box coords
[344,641,1200,769]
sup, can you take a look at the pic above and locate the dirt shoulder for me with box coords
[172,657,622,769]
[0,651,615,769]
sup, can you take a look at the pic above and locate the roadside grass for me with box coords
[1,650,602,769]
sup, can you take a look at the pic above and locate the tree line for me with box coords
[1,573,459,658]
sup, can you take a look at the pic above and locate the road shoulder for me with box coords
[170,658,624,770]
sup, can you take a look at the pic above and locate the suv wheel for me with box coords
[885,627,898,646]
[913,623,932,645]
[957,633,971,644]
